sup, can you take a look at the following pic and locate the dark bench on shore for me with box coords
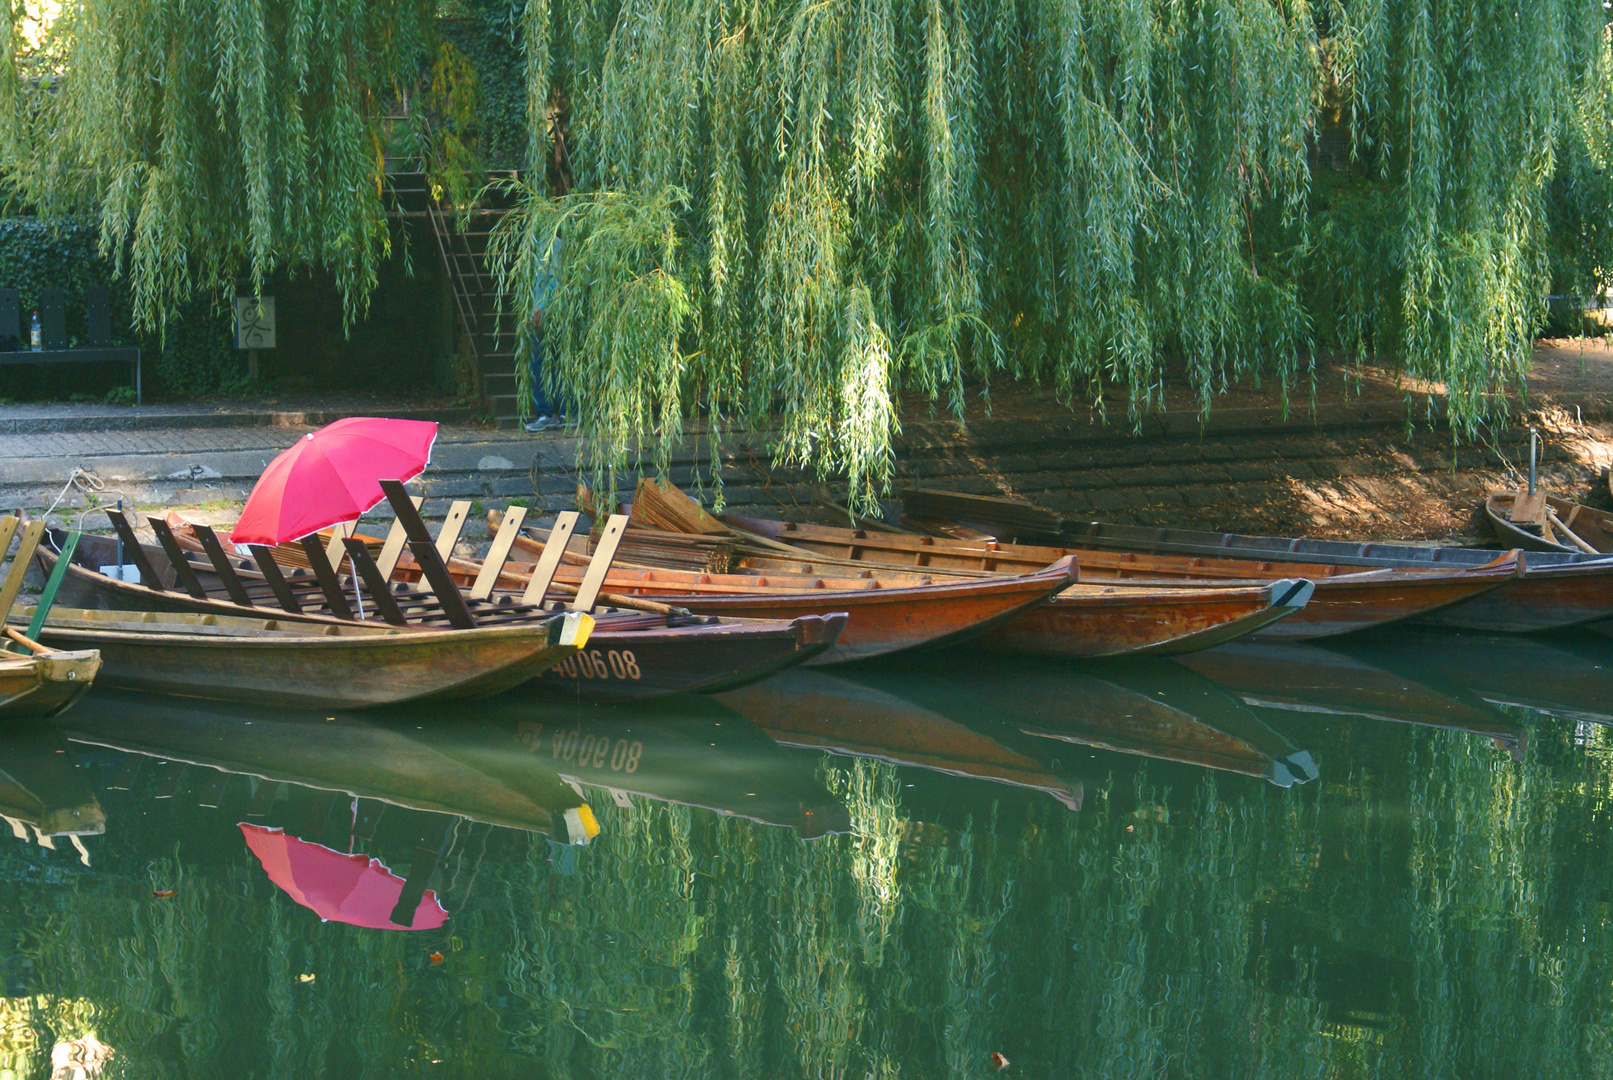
[0,286,141,403]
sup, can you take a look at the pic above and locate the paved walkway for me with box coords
[0,422,574,525]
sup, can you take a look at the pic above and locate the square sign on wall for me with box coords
[234,295,276,349]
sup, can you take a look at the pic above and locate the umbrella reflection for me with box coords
[240,823,450,931]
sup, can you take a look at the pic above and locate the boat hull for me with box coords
[582,559,1075,664]
[18,608,586,709]
[722,513,1513,643]
[534,613,848,700]
[984,579,1312,657]
[0,651,101,720]
[1244,565,1517,639]
[38,534,838,702]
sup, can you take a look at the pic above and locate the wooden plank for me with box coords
[299,535,355,620]
[149,518,210,600]
[24,530,78,640]
[249,545,304,613]
[379,480,477,628]
[1509,491,1547,524]
[107,510,166,591]
[407,540,478,628]
[571,514,629,612]
[0,521,46,627]
[324,520,355,572]
[471,505,527,600]
[381,480,437,546]
[297,788,339,834]
[375,495,424,579]
[435,500,472,561]
[192,525,256,607]
[343,538,409,625]
[521,511,580,606]
[0,518,19,569]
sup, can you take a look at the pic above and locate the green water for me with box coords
[1,629,1610,1079]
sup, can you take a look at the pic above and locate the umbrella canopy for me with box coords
[240,823,449,931]
[230,417,438,546]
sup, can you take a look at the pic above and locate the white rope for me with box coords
[42,466,137,535]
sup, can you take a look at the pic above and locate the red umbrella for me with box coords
[240,823,449,931]
[230,417,438,546]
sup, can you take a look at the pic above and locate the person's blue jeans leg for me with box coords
[529,327,555,418]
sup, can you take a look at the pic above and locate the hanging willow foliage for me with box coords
[0,0,439,329]
[4,0,1612,509]
[495,0,1613,509]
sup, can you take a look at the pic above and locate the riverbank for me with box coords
[6,342,1611,545]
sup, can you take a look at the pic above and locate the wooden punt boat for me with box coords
[548,558,1078,664]
[0,517,101,719]
[713,515,1520,642]
[475,519,1079,664]
[11,604,594,708]
[0,648,100,719]
[898,487,1613,633]
[42,520,847,701]
[489,511,1306,656]
[1484,491,1613,554]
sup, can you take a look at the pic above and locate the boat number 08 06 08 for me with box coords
[518,723,642,773]
[548,649,642,681]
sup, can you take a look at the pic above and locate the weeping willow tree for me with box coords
[499,0,1613,507]
[4,0,1613,508]
[0,0,440,325]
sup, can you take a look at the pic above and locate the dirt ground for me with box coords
[887,341,1613,544]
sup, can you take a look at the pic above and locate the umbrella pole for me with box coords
[349,553,366,620]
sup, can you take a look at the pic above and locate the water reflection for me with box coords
[0,634,1602,1076]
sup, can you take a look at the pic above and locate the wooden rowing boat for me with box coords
[0,517,101,719]
[474,515,1080,664]
[12,604,593,708]
[1484,491,1613,554]
[548,557,1078,663]
[490,511,1305,655]
[712,515,1519,642]
[897,487,1613,633]
[42,519,847,701]
[0,648,100,719]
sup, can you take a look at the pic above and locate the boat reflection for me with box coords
[1176,641,1529,760]
[859,654,1317,788]
[722,653,1319,802]
[1338,628,1613,728]
[0,723,104,861]
[720,669,1089,809]
[60,692,594,838]
[424,696,853,838]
